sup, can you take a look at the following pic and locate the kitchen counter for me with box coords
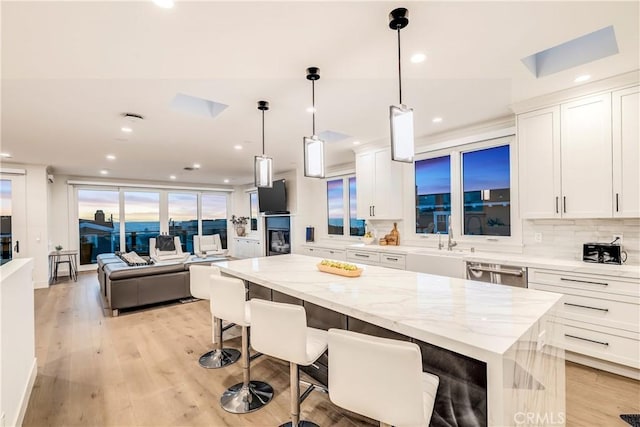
[302,241,640,279]
[218,254,565,426]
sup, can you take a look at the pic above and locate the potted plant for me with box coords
[231,215,250,237]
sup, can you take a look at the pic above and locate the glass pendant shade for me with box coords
[303,136,325,178]
[254,155,273,188]
[389,104,415,163]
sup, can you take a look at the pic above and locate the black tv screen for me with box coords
[258,179,288,214]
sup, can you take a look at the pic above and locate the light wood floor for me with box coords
[23,272,640,427]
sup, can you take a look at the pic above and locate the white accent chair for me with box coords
[189,265,240,369]
[327,328,440,427]
[194,234,226,257]
[149,236,190,263]
[249,299,328,427]
[214,275,274,414]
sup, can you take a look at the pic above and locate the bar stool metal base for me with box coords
[279,421,320,427]
[198,348,241,369]
[220,381,274,414]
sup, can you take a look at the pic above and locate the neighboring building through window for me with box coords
[414,142,512,239]
[462,145,511,236]
[78,189,120,264]
[415,155,451,234]
[348,177,365,236]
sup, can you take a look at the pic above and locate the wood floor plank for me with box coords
[22,272,640,427]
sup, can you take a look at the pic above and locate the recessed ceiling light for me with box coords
[410,53,426,63]
[121,126,133,133]
[100,170,109,175]
[233,145,243,150]
[574,74,591,83]
[192,163,201,169]
[106,154,116,160]
[306,107,316,113]
[353,141,361,145]
[432,117,443,123]
[0,153,12,158]
[152,0,174,9]
[169,175,176,180]
[223,179,230,183]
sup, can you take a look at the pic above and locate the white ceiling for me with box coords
[1,1,638,185]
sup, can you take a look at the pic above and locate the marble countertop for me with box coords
[301,241,640,279]
[217,254,563,361]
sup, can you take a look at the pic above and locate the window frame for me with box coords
[325,174,365,239]
[411,136,521,246]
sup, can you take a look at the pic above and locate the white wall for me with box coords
[0,258,37,427]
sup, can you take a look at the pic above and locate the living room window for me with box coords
[415,155,451,234]
[201,193,228,249]
[78,189,120,265]
[168,192,198,253]
[327,175,365,237]
[124,191,160,255]
[249,191,258,231]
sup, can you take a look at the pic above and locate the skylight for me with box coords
[521,26,618,78]
[170,93,228,119]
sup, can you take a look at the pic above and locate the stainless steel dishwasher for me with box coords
[466,262,528,287]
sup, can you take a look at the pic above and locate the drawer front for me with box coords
[380,253,406,270]
[346,250,380,265]
[558,323,640,369]
[319,248,346,260]
[302,247,320,256]
[532,282,639,332]
[529,268,639,298]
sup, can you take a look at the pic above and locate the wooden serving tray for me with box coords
[317,263,363,277]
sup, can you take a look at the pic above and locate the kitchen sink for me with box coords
[406,250,467,278]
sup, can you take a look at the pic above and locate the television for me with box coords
[258,179,288,214]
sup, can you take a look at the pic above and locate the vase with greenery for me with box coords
[231,215,250,237]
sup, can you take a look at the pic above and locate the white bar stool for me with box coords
[189,265,240,369]
[249,299,328,427]
[327,328,440,427]
[213,275,274,413]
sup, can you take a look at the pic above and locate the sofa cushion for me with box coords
[105,262,185,280]
[155,235,176,251]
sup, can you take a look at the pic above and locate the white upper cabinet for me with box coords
[518,88,637,219]
[356,148,403,220]
[560,93,612,218]
[518,106,561,218]
[612,86,639,218]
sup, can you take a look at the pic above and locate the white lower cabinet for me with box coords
[346,249,380,266]
[528,268,640,374]
[301,246,346,261]
[233,237,262,258]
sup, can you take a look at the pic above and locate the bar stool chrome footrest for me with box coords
[220,380,274,413]
[198,348,241,369]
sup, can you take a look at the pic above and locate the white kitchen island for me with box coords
[217,254,566,427]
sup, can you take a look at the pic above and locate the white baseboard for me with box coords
[13,358,37,427]
[566,351,640,380]
[33,280,48,289]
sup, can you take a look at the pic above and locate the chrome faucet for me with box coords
[447,216,457,251]
[437,232,443,250]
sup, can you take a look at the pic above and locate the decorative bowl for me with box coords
[362,237,375,245]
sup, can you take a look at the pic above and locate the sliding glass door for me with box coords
[0,174,26,265]
[124,191,160,255]
[78,189,120,264]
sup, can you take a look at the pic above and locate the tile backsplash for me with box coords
[522,218,639,266]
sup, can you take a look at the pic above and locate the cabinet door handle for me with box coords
[354,253,370,258]
[565,334,609,346]
[555,196,559,214]
[616,193,619,212]
[385,257,399,261]
[560,277,608,286]
[372,206,375,216]
[309,248,314,252]
[563,196,567,213]
[369,206,372,216]
[329,251,335,254]
[564,302,609,312]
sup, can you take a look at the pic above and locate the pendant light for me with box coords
[303,67,325,178]
[389,7,415,163]
[254,100,273,188]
